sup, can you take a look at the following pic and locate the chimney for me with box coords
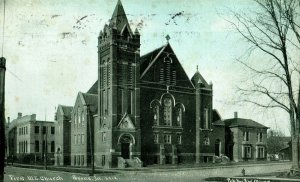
[17,112,22,118]
[7,117,10,125]
[31,114,36,121]
[234,112,238,119]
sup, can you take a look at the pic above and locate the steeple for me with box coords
[110,0,132,34]
[191,67,209,88]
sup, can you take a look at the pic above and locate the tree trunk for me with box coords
[292,135,299,169]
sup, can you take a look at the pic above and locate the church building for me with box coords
[92,0,225,168]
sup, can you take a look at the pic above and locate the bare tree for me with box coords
[227,0,300,168]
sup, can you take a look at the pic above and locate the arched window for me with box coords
[78,107,81,125]
[163,98,172,126]
[164,56,172,85]
[177,108,182,126]
[153,105,159,126]
[81,111,85,125]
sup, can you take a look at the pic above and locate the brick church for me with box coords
[89,0,225,168]
[56,0,225,168]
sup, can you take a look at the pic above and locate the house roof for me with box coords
[81,93,98,114]
[87,80,98,94]
[215,118,268,129]
[59,105,73,120]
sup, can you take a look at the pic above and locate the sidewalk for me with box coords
[7,160,291,174]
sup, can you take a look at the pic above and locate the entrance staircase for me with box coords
[118,157,143,168]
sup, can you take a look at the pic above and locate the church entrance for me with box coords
[121,143,130,159]
[119,134,134,159]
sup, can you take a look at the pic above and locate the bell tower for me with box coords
[97,0,141,168]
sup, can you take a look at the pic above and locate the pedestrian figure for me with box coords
[241,168,245,176]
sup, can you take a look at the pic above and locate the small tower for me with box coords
[191,66,213,163]
[97,0,141,168]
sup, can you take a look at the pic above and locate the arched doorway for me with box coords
[215,139,220,156]
[119,134,134,159]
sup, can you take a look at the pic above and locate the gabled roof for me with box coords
[191,70,209,88]
[220,118,268,129]
[59,105,73,120]
[109,0,132,34]
[87,80,98,94]
[140,43,195,88]
[81,93,98,114]
[140,44,168,78]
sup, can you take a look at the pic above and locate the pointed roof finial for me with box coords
[110,0,131,33]
[196,65,198,72]
[165,34,170,43]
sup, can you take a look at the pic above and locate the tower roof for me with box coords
[110,0,132,33]
[191,70,209,88]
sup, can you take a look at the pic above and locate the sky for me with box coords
[0,0,294,135]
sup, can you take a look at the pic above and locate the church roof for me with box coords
[140,44,167,74]
[109,0,132,34]
[87,80,98,94]
[81,93,98,114]
[191,70,209,88]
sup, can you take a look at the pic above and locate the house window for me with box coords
[74,135,77,144]
[243,145,252,158]
[51,127,55,134]
[243,131,250,141]
[51,141,55,153]
[203,136,210,146]
[154,133,159,144]
[35,126,39,134]
[81,155,84,166]
[177,134,182,144]
[257,146,265,158]
[35,140,39,152]
[42,140,46,153]
[26,126,28,135]
[42,126,47,134]
[164,134,171,144]
[81,134,85,144]
[163,98,172,126]
[25,141,27,153]
[78,134,81,144]
[257,132,263,142]
[74,156,77,165]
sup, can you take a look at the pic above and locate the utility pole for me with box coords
[0,57,6,182]
[87,105,94,176]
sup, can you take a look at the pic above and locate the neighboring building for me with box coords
[70,92,97,167]
[54,105,73,166]
[7,113,55,164]
[215,112,268,162]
